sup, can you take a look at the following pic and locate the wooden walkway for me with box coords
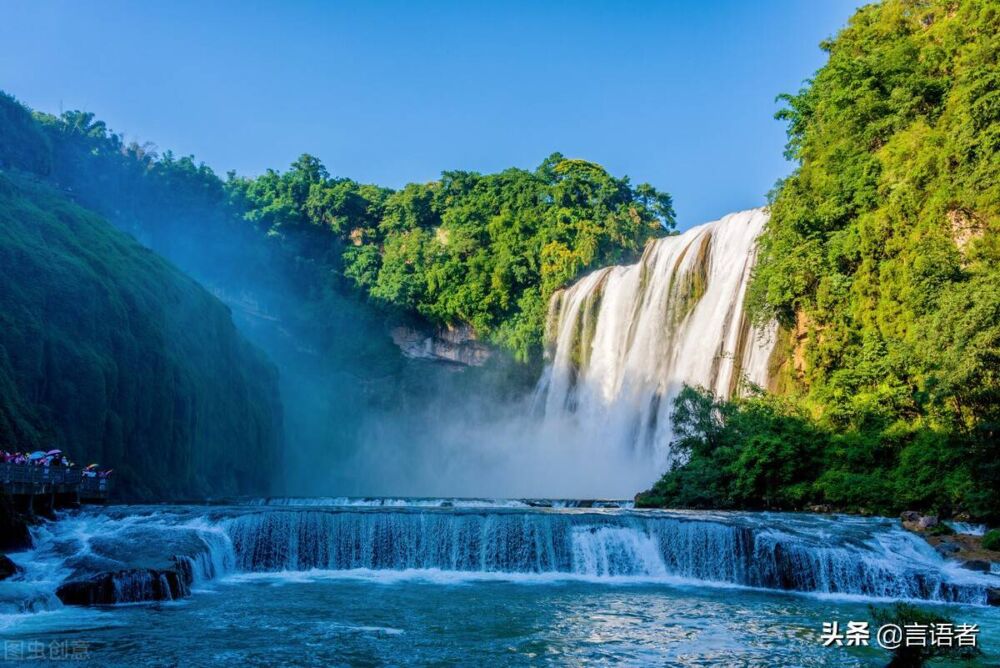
[0,463,110,513]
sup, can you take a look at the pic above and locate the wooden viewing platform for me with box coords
[0,463,110,514]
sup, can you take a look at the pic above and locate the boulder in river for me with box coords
[960,560,991,573]
[56,565,191,606]
[988,588,1000,607]
[934,541,961,557]
[0,555,23,580]
[902,513,943,533]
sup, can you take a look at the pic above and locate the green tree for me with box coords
[735,0,1000,520]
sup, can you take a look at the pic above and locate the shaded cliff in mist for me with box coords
[0,164,283,498]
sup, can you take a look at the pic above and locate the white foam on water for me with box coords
[216,566,744,589]
[327,623,405,636]
[946,521,988,536]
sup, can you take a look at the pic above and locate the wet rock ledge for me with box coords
[900,511,1000,606]
[55,558,195,607]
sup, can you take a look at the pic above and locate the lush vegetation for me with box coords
[0,94,283,499]
[230,154,674,360]
[642,0,999,521]
[637,386,825,510]
[1,88,674,495]
[0,172,283,498]
[983,530,1000,551]
[636,385,985,517]
[6,0,998,516]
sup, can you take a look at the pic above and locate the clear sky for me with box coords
[1,0,862,228]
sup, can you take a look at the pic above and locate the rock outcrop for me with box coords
[960,560,991,573]
[0,555,22,580]
[934,541,961,557]
[55,561,192,606]
[391,324,492,366]
[902,511,1000,587]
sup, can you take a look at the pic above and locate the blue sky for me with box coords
[1,0,862,228]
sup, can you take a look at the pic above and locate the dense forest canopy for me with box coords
[643,0,1000,520]
[232,154,674,360]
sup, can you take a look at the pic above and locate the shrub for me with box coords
[982,530,1000,552]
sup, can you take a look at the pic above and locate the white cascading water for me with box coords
[535,208,777,484]
[8,506,994,608]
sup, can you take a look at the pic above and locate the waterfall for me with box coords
[217,509,989,604]
[244,497,632,509]
[536,208,777,477]
[6,506,995,608]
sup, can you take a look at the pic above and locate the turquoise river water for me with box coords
[1,499,997,666]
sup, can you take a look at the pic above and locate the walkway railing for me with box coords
[79,475,110,499]
[1,463,80,485]
[1,462,110,503]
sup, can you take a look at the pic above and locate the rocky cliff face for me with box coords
[0,174,283,500]
[391,324,493,366]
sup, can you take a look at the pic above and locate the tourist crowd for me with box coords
[0,449,113,477]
